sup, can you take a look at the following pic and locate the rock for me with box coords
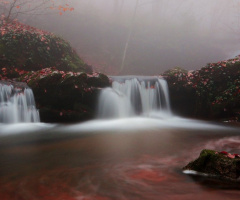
[162,56,240,122]
[20,68,111,123]
[162,67,197,117]
[0,80,28,90]
[183,149,240,180]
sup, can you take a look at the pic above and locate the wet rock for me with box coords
[0,80,28,90]
[183,149,240,180]
[162,57,240,122]
[86,73,110,87]
[21,69,111,123]
[162,67,197,117]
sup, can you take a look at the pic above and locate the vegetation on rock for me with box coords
[163,56,240,121]
[183,149,240,180]
[0,17,91,72]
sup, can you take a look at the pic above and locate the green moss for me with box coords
[200,149,216,157]
[163,67,188,76]
[184,149,240,179]
[86,74,110,87]
[0,23,91,73]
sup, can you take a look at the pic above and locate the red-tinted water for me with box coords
[0,129,239,200]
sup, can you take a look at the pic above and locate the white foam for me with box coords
[56,116,235,134]
[0,123,56,136]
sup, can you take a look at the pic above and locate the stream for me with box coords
[0,119,240,200]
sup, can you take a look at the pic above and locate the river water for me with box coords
[0,118,240,200]
[1,77,240,199]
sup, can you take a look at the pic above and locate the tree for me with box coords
[119,0,139,73]
[0,0,74,23]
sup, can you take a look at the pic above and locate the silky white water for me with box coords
[0,83,40,123]
[97,76,171,118]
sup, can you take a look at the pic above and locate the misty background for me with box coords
[19,0,240,75]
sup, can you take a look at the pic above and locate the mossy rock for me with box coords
[16,69,111,123]
[162,67,188,76]
[37,73,62,87]
[86,73,110,87]
[0,21,91,73]
[61,73,87,87]
[162,56,240,121]
[183,149,240,180]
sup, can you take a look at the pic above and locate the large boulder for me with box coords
[162,56,240,122]
[162,67,197,117]
[0,67,110,123]
[183,149,240,180]
[22,68,110,123]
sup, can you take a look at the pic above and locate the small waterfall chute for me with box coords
[0,82,40,123]
[97,76,171,119]
[97,88,134,118]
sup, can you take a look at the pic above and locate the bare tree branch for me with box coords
[119,0,140,73]
[0,0,72,23]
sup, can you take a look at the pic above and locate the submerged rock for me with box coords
[183,149,240,180]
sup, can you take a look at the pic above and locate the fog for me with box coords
[21,0,240,75]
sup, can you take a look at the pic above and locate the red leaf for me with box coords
[234,154,240,158]
[227,154,235,159]
[220,151,228,155]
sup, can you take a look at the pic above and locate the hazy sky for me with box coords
[22,0,240,75]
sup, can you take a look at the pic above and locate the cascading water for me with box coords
[97,76,171,119]
[0,82,40,123]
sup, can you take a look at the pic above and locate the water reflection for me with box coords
[0,118,239,200]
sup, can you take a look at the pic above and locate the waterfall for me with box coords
[97,76,171,119]
[0,83,40,123]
